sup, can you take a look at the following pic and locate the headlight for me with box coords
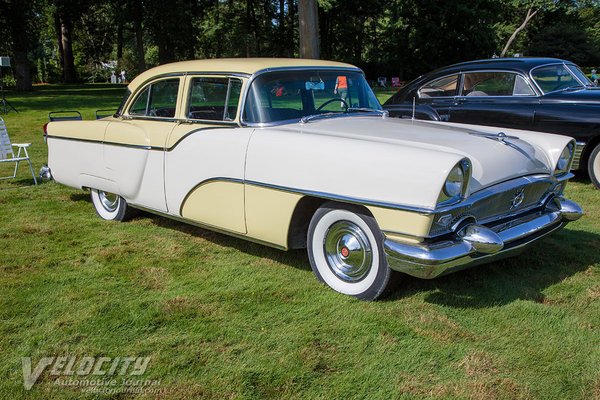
[555,142,574,175]
[443,165,464,197]
[438,159,471,206]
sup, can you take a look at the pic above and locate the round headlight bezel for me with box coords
[555,142,575,175]
[438,159,471,206]
[443,165,464,197]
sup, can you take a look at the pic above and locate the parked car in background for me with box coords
[383,57,600,189]
[44,58,582,300]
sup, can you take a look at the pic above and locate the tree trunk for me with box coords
[279,0,286,56]
[116,19,123,61]
[59,15,77,83]
[287,0,295,56]
[133,0,146,72]
[8,0,32,91]
[298,0,319,59]
[54,12,64,75]
[501,8,538,57]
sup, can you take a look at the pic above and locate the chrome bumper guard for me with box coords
[384,197,583,279]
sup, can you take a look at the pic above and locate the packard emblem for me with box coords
[511,188,525,209]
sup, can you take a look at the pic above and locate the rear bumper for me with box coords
[384,197,582,279]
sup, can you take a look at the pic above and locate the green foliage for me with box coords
[4,1,600,85]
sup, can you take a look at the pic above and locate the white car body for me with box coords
[45,58,583,299]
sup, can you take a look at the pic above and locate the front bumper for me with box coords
[384,197,583,279]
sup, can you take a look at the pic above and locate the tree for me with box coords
[500,0,556,57]
[299,0,319,58]
[5,0,34,90]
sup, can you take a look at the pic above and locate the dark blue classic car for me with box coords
[383,57,600,188]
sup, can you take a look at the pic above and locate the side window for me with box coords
[462,72,533,97]
[129,87,149,115]
[188,77,242,121]
[513,75,536,96]
[418,75,458,98]
[128,78,180,118]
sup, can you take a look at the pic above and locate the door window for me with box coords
[128,78,180,118]
[418,75,459,98]
[462,72,535,97]
[188,77,242,121]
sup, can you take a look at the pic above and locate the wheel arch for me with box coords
[287,196,374,249]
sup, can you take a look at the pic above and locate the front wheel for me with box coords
[90,189,136,221]
[307,202,397,300]
[588,143,600,189]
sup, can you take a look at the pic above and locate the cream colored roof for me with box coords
[128,58,359,91]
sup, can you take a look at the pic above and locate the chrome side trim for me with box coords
[47,135,158,150]
[47,125,237,152]
[572,141,586,170]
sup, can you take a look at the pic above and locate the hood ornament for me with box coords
[469,131,520,143]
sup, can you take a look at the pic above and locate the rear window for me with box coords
[418,75,458,98]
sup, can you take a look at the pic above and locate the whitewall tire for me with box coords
[307,202,396,300]
[588,143,600,189]
[90,189,136,221]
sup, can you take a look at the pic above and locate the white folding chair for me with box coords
[0,117,37,185]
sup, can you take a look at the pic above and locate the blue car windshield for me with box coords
[243,70,381,124]
[532,63,593,93]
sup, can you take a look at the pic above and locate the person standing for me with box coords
[592,69,598,86]
[334,75,348,108]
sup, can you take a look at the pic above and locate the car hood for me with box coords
[542,87,600,103]
[289,116,555,193]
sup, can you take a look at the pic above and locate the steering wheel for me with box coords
[316,98,349,112]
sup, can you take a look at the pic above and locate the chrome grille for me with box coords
[430,175,556,237]
[572,142,585,170]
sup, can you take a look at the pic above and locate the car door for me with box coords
[449,71,538,129]
[416,74,460,121]
[164,75,251,234]
[104,77,182,212]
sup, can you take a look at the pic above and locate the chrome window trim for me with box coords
[529,62,588,95]
[238,66,365,127]
[125,76,183,121]
[185,75,244,123]
[458,69,540,97]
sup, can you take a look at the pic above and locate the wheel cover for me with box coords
[324,220,373,283]
[594,151,600,183]
[98,191,119,212]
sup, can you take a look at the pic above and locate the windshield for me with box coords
[243,70,381,124]
[531,63,592,93]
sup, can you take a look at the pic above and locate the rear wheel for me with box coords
[90,189,136,221]
[307,202,396,300]
[588,143,600,189]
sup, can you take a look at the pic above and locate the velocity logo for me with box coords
[21,356,151,390]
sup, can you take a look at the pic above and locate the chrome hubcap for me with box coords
[594,152,600,182]
[324,221,372,282]
[98,191,119,212]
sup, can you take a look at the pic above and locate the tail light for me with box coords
[42,123,48,143]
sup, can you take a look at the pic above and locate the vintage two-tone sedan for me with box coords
[45,58,582,300]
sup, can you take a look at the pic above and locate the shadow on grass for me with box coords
[147,213,312,271]
[68,192,599,303]
[388,228,600,307]
[68,192,311,271]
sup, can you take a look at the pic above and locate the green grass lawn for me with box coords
[0,84,599,399]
